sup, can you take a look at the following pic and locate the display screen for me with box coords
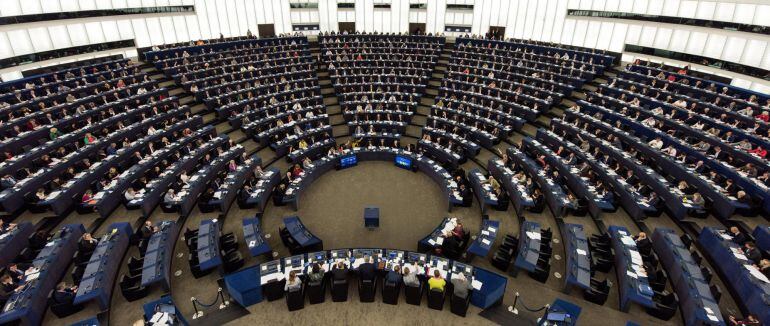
[395,155,412,170]
[340,155,358,169]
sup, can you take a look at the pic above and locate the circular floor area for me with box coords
[262,161,456,249]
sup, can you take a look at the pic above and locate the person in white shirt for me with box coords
[179,172,190,184]
[648,138,664,150]
[285,270,302,291]
[125,187,136,201]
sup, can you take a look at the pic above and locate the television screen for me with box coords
[340,154,358,169]
[395,155,412,169]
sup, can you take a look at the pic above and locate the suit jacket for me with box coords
[53,289,75,304]
[359,263,376,281]
[745,247,761,262]
[331,267,347,281]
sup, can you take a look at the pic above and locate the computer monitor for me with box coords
[394,155,412,170]
[340,154,358,169]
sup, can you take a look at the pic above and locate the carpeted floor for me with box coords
[49,161,685,325]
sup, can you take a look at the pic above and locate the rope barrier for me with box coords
[511,292,549,313]
[190,287,230,319]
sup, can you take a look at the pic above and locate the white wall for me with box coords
[1,0,769,92]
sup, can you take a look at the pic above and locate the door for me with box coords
[409,23,426,35]
[338,22,356,33]
[488,26,506,39]
[258,24,275,38]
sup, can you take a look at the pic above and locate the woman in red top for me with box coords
[749,146,767,158]
[755,111,770,122]
[290,164,304,178]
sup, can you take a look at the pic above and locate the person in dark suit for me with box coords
[140,221,154,240]
[0,275,22,305]
[743,242,762,263]
[358,256,376,281]
[29,230,49,250]
[729,226,747,246]
[331,261,348,281]
[459,184,472,207]
[0,175,16,190]
[53,282,77,304]
[78,233,98,254]
[634,232,653,256]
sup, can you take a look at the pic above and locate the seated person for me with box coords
[633,232,652,256]
[743,242,762,263]
[358,256,376,281]
[729,314,760,325]
[451,272,472,298]
[284,270,302,291]
[385,265,402,284]
[331,261,347,281]
[307,263,324,283]
[78,233,98,254]
[428,270,446,292]
[758,259,770,279]
[53,282,78,305]
[403,266,419,287]
[729,226,747,246]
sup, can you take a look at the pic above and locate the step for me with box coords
[329,115,345,125]
[319,79,332,86]
[425,88,439,96]
[202,112,216,124]
[168,88,186,96]
[431,72,444,79]
[428,80,441,87]
[215,121,232,134]
[323,97,338,106]
[332,125,349,137]
[179,96,195,106]
[326,104,341,115]
[321,87,335,95]
[241,139,259,154]
[191,103,207,114]
[317,71,330,77]
[420,97,436,106]
[411,115,427,126]
[406,125,423,137]
[227,129,247,143]
[159,80,176,88]
[415,105,431,115]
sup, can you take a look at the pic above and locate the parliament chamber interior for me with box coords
[1,0,770,325]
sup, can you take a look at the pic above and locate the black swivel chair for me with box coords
[48,290,85,318]
[119,274,148,301]
[381,280,401,305]
[331,278,348,302]
[710,284,722,303]
[285,286,305,311]
[306,280,326,304]
[427,288,445,310]
[359,277,376,302]
[450,290,472,317]
[404,281,423,305]
[645,292,678,321]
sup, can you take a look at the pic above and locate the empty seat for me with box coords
[691,251,703,265]
[680,234,693,249]
[223,250,244,273]
[646,292,678,320]
[710,284,721,304]
[119,274,148,301]
[127,256,144,271]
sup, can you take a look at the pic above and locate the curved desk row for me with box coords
[506,147,573,218]
[224,247,506,310]
[0,224,85,326]
[206,154,261,214]
[74,222,132,310]
[283,147,464,211]
[90,119,211,218]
